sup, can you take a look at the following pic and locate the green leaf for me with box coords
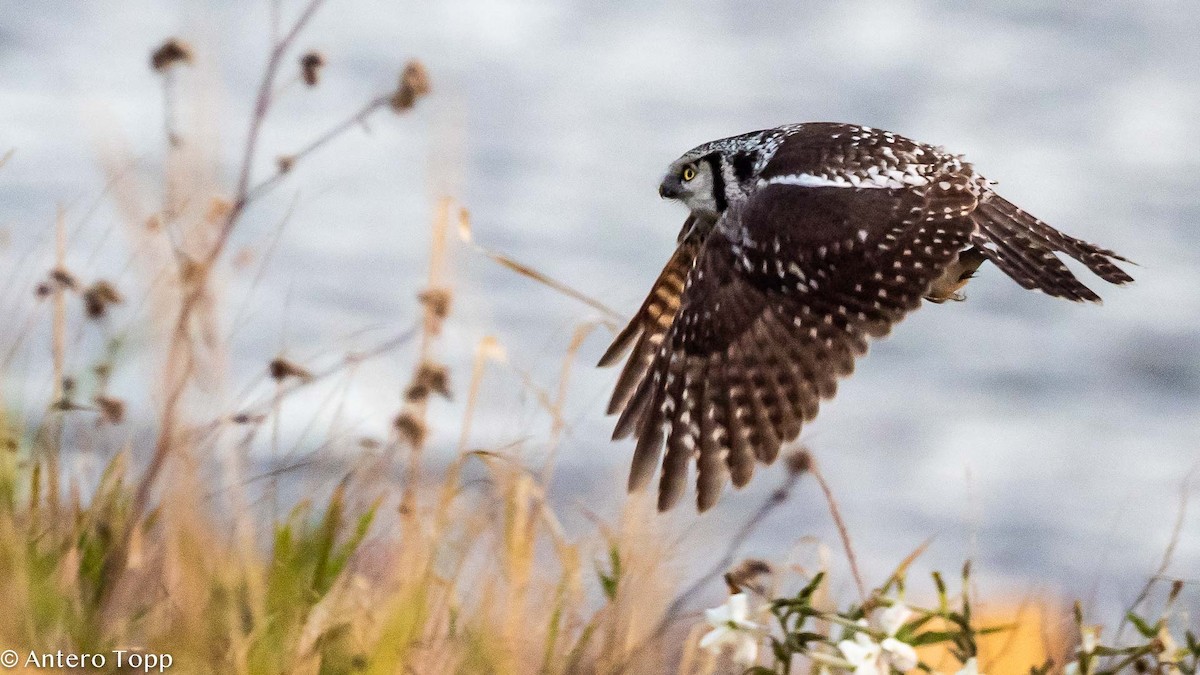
[596,544,621,601]
[1125,612,1159,639]
[909,630,961,647]
[798,571,825,602]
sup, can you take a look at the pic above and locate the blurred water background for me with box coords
[2,0,1198,618]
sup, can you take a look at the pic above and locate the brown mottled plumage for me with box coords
[602,123,1133,512]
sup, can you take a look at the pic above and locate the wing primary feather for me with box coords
[972,211,1100,302]
[659,364,701,511]
[757,313,820,426]
[606,332,656,415]
[597,319,642,368]
[980,197,1133,283]
[695,354,728,512]
[760,312,826,420]
[627,367,668,493]
[741,329,783,464]
[723,355,757,488]
[755,316,803,441]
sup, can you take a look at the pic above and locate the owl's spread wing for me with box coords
[616,180,977,512]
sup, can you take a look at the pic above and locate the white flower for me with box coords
[838,631,885,675]
[881,637,918,672]
[955,657,983,675]
[876,602,918,672]
[837,605,920,674]
[1080,625,1099,655]
[699,593,761,666]
[876,603,914,637]
[1156,624,1181,664]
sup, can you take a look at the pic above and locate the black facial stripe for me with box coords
[703,154,727,212]
[731,152,756,182]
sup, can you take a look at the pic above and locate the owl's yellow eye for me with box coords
[681,166,697,181]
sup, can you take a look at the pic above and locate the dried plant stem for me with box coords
[228,0,328,223]
[98,0,330,611]
[51,207,67,406]
[454,341,491,455]
[539,320,602,488]
[421,198,451,357]
[42,207,69,517]
[811,459,867,603]
[475,245,621,321]
[193,325,419,448]
[397,199,454,517]
[244,95,390,203]
[415,337,493,524]
[457,209,620,322]
[161,69,180,146]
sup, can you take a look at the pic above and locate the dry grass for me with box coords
[0,5,702,672]
[1,4,1196,674]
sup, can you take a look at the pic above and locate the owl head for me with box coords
[657,131,772,219]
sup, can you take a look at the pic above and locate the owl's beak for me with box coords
[658,176,682,199]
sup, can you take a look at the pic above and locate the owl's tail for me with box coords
[968,194,1134,302]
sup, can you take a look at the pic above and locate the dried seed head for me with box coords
[48,267,79,292]
[83,280,124,319]
[178,256,206,286]
[276,155,295,174]
[51,397,79,412]
[52,377,79,411]
[300,51,325,87]
[784,448,813,476]
[390,59,431,112]
[269,357,313,383]
[393,412,427,447]
[1168,578,1184,602]
[418,287,452,320]
[724,558,774,594]
[34,282,52,299]
[94,396,126,425]
[151,38,193,72]
[406,361,451,401]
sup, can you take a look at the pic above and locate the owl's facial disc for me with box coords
[660,155,721,218]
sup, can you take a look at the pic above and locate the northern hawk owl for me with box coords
[600,122,1133,512]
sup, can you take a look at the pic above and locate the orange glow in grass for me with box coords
[917,600,1070,674]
